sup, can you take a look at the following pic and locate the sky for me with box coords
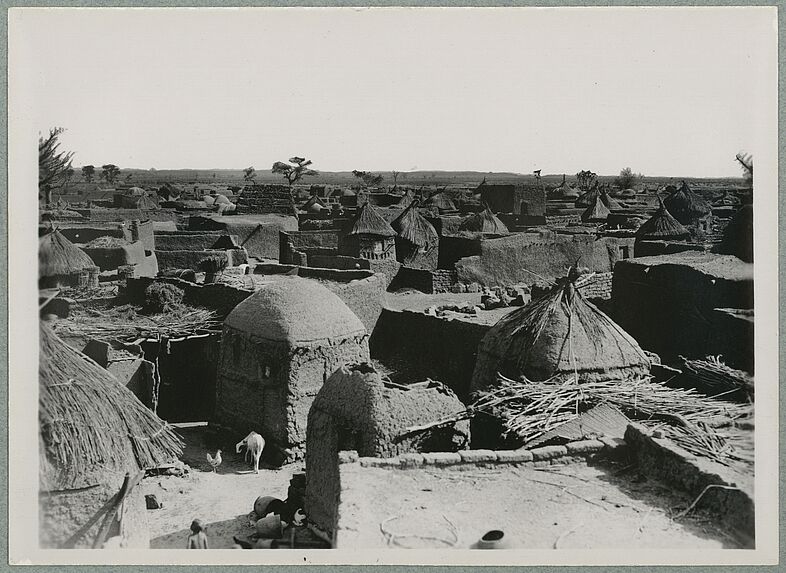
[10,7,777,177]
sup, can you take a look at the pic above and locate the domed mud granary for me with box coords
[471,268,650,393]
[39,323,183,548]
[213,276,370,463]
[304,362,470,537]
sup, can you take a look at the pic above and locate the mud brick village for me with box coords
[33,138,759,552]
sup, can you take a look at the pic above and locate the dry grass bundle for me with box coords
[84,236,130,248]
[678,355,754,401]
[471,373,751,445]
[654,420,745,467]
[39,324,183,489]
[53,303,221,342]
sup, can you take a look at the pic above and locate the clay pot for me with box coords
[255,514,283,539]
[253,496,282,519]
[472,530,512,549]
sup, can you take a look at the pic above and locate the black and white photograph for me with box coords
[8,6,779,566]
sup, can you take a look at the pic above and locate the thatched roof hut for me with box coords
[471,269,651,392]
[635,198,690,241]
[39,323,183,547]
[458,205,509,234]
[39,229,98,288]
[664,181,712,225]
[348,202,396,237]
[581,195,610,222]
[427,192,456,214]
[554,175,580,199]
[392,200,438,249]
[303,194,329,213]
[600,190,622,211]
[575,186,600,208]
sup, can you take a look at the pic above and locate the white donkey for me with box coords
[236,431,265,474]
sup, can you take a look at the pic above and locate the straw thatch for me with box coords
[600,190,622,211]
[664,181,712,225]
[349,202,396,237]
[580,196,610,222]
[471,268,651,391]
[39,229,96,280]
[458,205,509,234]
[575,186,600,208]
[428,192,456,213]
[392,200,438,249]
[396,190,416,208]
[636,198,690,240]
[39,323,183,490]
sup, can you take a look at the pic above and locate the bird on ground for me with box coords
[206,449,222,472]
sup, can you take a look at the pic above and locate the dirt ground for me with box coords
[337,461,744,550]
[141,425,302,549]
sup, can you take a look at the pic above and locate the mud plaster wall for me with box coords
[634,240,709,258]
[578,272,614,301]
[305,367,469,534]
[52,225,127,244]
[395,238,439,271]
[611,257,754,366]
[455,235,635,288]
[39,469,135,549]
[624,423,754,546]
[118,486,150,548]
[155,248,247,271]
[85,208,179,223]
[370,309,490,401]
[214,327,370,461]
[154,232,224,251]
[81,240,150,271]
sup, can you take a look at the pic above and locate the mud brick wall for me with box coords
[86,208,179,223]
[624,423,754,547]
[612,253,754,364]
[155,248,246,271]
[577,272,614,300]
[154,231,224,251]
[546,214,581,227]
[235,184,296,215]
[310,254,370,270]
[81,241,149,271]
[370,309,490,401]
[432,269,457,293]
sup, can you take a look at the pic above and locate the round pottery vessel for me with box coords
[472,530,513,549]
[255,514,283,539]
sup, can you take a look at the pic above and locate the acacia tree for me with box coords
[391,171,400,189]
[576,170,598,192]
[101,164,121,184]
[243,166,256,184]
[735,152,753,184]
[615,167,640,189]
[39,127,74,206]
[82,165,96,182]
[271,156,318,186]
[352,170,384,187]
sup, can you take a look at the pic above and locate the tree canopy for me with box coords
[82,165,96,182]
[39,127,74,205]
[101,164,121,184]
[352,170,384,187]
[576,170,598,192]
[243,166,256,182]
[615,167,641,190]
[272,157,318,186]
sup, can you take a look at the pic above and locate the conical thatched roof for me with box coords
[600,191,622,211]
[136,193,159,210]
[428,192,456,213]
[635,198,690,240]
[575,186,600,208]
[225,276,367,345]
[349,202,396,237]
[39,229,96,280]
[39,323,183,490]
[663,181,712,225]
[392,200,438,248]
[471,270,650,391]
[581,196,610,222]
[303,194,328,213]
[396,190,415,208]
[459,205,509,234]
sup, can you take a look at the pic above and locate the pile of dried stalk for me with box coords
[53,303,222,342]
[678,355,754,401]
[653,419,752,467]
[471,373,752,447]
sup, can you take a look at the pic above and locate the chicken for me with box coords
[235,432,265,474]
[206,449,222,472]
